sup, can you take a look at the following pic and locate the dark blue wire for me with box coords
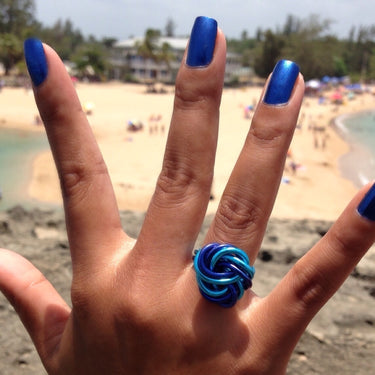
[193,243,255,308]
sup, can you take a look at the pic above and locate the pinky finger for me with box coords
[253,184,375,359]
[0,249,70,362]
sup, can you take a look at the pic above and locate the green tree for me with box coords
[165,18,176,37]
[344,25,375,80]
[72,42,108,80]
[280,14,339,79]
[333,56,348,77]
[0,0,38,74]
[158,41,175,82]
[137,28,161,60]
[102,37,118,49]
[0,0,36,35]
[136,28,176,82]
[39,19,84,61]
[0,33,23,74]
[369,47,375,80]
[282,14,301,37]
[254,29,284,77]
[227,30,258,68]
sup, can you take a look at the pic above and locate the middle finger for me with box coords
[206,61,305,263]
[134,18,227,269]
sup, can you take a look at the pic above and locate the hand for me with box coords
[1,17,375,375]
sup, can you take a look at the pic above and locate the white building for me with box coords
[110,36,248,85]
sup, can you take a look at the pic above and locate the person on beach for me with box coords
[1,16,375,374]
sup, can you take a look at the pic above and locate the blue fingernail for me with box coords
[24,38,48,86]
[186,16,217,67]
[264,60,299,105]
[357,184,375,221]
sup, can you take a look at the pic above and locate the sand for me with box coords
[1,81,375,220]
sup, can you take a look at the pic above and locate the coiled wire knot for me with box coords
[193,243,255,308]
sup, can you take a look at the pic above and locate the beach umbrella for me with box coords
[346,83,363,93]
[306,79,321,89]
[330,91,343,104]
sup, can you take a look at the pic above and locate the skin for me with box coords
[0,29,375,375]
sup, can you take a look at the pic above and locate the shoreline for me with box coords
[334,110,375,188]
[0,126,49,211]
[1,83,374,219]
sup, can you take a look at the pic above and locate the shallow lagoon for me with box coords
[0,128,48,210]
[336,110,375,187]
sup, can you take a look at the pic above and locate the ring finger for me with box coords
[205,60,305,263]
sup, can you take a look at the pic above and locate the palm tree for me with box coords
[136,28,161,61]
[158,41,175,82]
[136,29,176,83]
[0,33,23,75]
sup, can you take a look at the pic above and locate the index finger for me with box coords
[24,39,126,270]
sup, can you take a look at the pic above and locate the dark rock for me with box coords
[0,208,373,374]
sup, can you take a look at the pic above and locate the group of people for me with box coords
[148,113,165,135]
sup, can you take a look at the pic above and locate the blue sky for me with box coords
[34,0,375,40]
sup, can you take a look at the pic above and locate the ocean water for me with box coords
[336,110,375,187]
[0,128,49,210]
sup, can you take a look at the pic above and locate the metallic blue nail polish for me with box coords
[358,184,375,221]
[24,38,48,86]
[264,60,299,105]
[186,16,217,67]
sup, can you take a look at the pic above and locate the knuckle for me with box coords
[70,285,91,319]
[249,126,282,146]
[174,86,208,111]
[70,274,105,321]
[289,259,328,312]
[174,76,209,109]
[214,193,263,237]
[155,158,211,203]
[174,71,221,112]
[248,119,285,148]
[327,223,369,263]
[158,159,195,192]
[59,156,108,201]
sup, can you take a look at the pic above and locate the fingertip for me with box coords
[186,16,217,67]
[356,182,375,222]
[0,249,43,300]
[31,42,83,122]
[263,60,300,105]
[0,248,69,348]
[24,38,48,87]
[176,24,226,106]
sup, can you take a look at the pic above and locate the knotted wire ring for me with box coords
[193,243,255,308]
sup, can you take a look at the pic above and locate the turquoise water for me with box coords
[0,128,49,210]
[337,110,375,187]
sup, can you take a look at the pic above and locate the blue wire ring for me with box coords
[193,243,255,308]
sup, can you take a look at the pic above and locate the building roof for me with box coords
[115,36,189,51]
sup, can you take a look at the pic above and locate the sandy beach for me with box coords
[1,81,375,220]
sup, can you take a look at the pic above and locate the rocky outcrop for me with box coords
[0,207,374,374]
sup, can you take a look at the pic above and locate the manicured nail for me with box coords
[24,38,48,86]
[186,16,217,67]
[357,184,375,221]
[263,60,299,105]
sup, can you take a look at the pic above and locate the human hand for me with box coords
[1,16,375,374]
